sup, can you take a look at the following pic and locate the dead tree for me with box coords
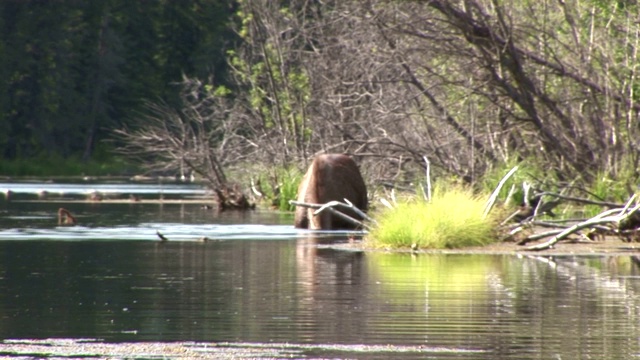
[115,77,256,210]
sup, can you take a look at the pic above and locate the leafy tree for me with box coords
[118,0,640,197]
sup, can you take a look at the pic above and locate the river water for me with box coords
[0,181,640,359]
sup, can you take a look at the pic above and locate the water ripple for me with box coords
[0,223,364,241]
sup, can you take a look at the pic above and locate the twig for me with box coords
[484,165,518,218]
[341,198,377,225]
[289,199,372,230]
[423,156,432,202]
[526,201,640,251]
[250,178,263,197]
[517,229,565,245]
[525,217,617,250]
[618,194,637,216]
[535,191,623,208]
[156,230,169,242]
[379,197,394,209]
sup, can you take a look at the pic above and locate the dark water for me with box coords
[1,183,640,359]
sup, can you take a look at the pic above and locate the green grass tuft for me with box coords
[367,186,500,249]
[277,169,303,212]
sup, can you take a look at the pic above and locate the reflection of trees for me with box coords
[367,254,640,358]
[4,240,640,358]
[144,238,368,343]
[490,256,640,357]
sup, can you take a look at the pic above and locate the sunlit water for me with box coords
[1,182,640,359]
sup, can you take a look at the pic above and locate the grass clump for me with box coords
[243,165,302,211]
[367,186,501,249]
[275,168,303,212]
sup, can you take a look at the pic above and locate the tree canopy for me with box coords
[0,0,237,161]
[6,0,640,191]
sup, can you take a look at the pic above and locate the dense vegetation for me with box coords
[5,0,640,203]
[0,0,236,164]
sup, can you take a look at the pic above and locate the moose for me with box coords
[294,154,368,230]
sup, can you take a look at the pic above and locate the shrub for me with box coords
[367,186,501,249]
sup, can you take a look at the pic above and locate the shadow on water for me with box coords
[1,182,640,358]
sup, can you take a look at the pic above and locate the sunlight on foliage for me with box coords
[367,186,501,249]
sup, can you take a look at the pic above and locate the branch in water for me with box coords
[289,199,373,230]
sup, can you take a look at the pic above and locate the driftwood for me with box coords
[289,199,373,230]
[58,208,77,225]
[156,230,169,242]
[156,230,213,243]
[502,191,640,251]
[484,166,518,218]
[493,175,640,251]
[526,200,640,251]
[213,184,255,211]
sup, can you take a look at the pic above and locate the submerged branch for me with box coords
[289,199,373,230]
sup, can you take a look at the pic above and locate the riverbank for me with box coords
[347,237,640,256]
[10,198,640,256]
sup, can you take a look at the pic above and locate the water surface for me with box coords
[1,182,640,359]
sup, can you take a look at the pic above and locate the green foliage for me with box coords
[480,160,561,210]
[276,169,303,212]
[367,185,500,249]
[251,166,303,212]
[583,171,635,217]
[228,2,312,155]
[0,154,132,177]
[0,0,237,163]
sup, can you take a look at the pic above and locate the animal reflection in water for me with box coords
[295,237,365,305]
[57,208,77,225]
[294,154,368,230]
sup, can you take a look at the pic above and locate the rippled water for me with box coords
[1,182,640,359]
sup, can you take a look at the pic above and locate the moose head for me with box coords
[294,154,368,230]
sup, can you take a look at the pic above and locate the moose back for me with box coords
[294,154,368,230]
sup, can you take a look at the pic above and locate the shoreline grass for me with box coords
[366,186,502,249]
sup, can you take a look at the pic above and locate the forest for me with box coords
[0,0,236,162]
[4,1,640,196]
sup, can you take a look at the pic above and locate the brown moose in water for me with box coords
[294,154,368,230]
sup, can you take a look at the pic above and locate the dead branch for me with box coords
[484,165,518,218]
[535,192,623,208]
[526,200,640,251]
[289,199,372,230]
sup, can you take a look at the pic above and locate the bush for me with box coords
[367,186,501,249]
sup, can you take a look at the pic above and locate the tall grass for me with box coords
[276,168,303,211]
[247,166,303,211]
[583,172,635,217]
[367,186,501,249]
